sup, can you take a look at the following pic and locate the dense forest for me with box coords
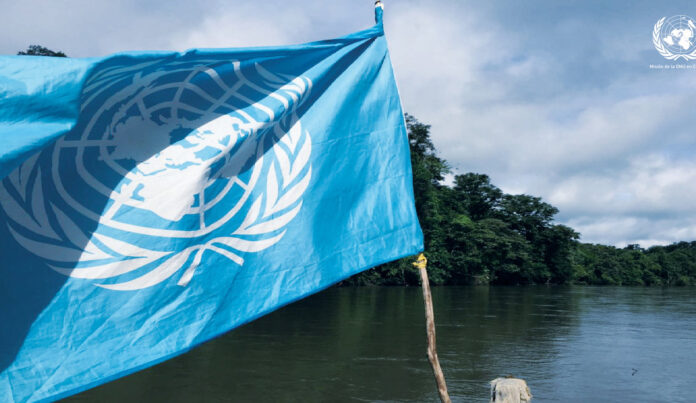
[18,46,696,287]
[347,116,696,286]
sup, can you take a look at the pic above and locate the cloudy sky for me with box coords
[2,0,695,247]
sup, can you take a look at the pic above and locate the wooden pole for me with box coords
[413,253,451,403]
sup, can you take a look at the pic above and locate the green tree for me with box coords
[495,194,558,241]
[346,115,450,286]
[542,224,579,283]
[344,114,696,287]
[400,114,451,284]
[467,218,533,284]
[17,45,67,57]
[452,173,502,220]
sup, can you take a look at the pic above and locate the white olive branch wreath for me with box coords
[0,64,313,291]
[653,17,696,61]
[0,121,311,291]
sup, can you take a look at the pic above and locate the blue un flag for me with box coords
[0,6,423,402]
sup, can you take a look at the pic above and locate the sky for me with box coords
[1,0,695,247]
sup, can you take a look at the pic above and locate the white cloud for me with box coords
[568,214,696,248]
[171,8,311,50]
[0,1,194,56]
[169,2,369,50]
[551,154,696,212]
[2,0,695,246]
[0,0,373,56]
[380,2,696,246]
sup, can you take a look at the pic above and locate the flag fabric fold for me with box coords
[0,9,422,402]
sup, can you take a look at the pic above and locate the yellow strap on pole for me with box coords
[413,253,451,403]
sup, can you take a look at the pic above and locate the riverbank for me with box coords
[341,240,696,287]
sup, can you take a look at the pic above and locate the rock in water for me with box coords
[490,377,532,403]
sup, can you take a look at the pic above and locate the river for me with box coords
[66,286,696,402]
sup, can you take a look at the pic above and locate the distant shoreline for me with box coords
[343,115,696,288]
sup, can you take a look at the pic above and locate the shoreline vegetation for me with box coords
[345,115,696,286]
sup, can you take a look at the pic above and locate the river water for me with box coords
[66,286,696,402]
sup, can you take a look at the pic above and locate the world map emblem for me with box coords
[0,59,313,290]
[653,15,696,60]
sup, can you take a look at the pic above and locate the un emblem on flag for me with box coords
[1,59,312,290]
[653,15,696,60]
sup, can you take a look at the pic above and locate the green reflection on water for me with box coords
[66,286,696,402]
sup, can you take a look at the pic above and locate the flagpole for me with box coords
[413,254,451,403]
[374,1,384,24]
[373,1,449,401]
